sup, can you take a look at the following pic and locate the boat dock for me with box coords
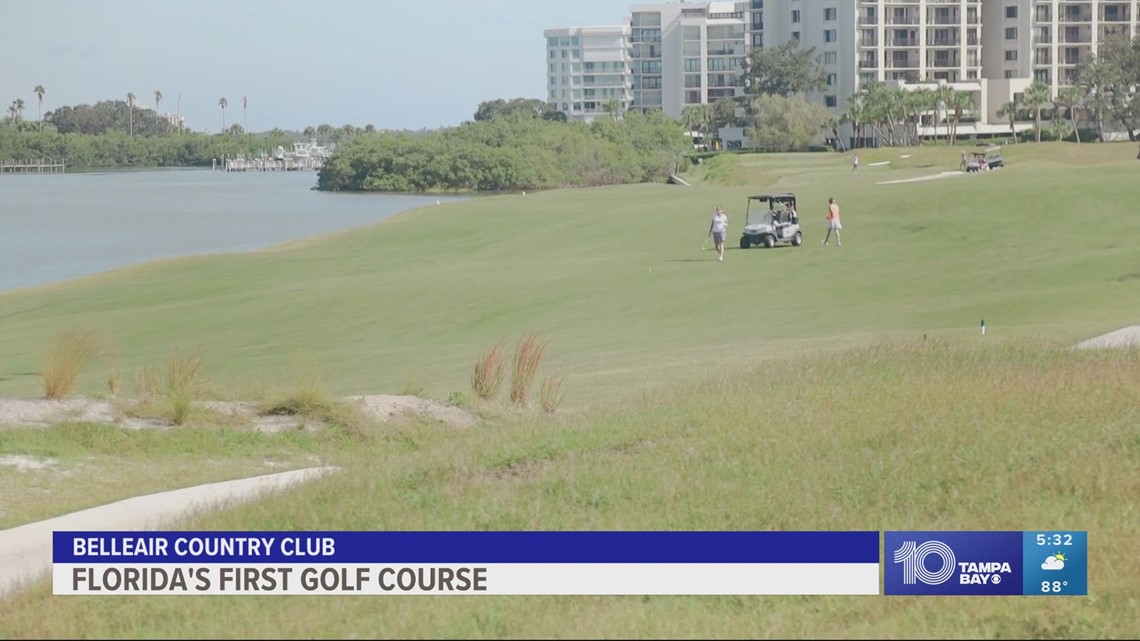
[215,141,331,173]
[1,159,66,174]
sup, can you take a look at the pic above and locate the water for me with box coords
[0,169,463,292]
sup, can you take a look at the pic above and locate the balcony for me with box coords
[887,37,918,47]
[858,59,879,69]
[1060,32,1091,44]
[887,16,920,25]
[928,37,960,46]
[860,36,879,46]
[928,15,959,25]
[1100,7,1131,22]
[928,59,960,68]
[1059,13,1093,23]
[887,59,920,69]
[858,16,878,26]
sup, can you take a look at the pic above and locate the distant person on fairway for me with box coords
[709,206,728,262]
[852,154,859,173]
[822,197,842,246]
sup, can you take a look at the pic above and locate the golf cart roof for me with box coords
[748,193,796,201]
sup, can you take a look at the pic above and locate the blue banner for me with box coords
[54,531,880,564]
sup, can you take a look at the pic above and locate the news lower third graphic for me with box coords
[884,531,1088,596]
[52,531,882,596]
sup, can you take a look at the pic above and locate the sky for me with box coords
[4,0,631,132]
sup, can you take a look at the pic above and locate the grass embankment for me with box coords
[0,143,1138,637]
[2,340,1138,637]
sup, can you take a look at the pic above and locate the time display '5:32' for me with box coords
[1036,533,1074,546]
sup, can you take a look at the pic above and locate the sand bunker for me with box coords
[1074,326,1140,350]
[0,394,479,431]
[878,171,963,185]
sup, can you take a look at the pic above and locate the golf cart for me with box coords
[966,147,1004,172]
[740,193,803,249]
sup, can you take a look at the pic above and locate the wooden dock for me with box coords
[1,159,66,174]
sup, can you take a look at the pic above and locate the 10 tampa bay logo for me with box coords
[883,532,1023,595]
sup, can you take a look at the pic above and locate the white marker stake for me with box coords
[980,319,986,336]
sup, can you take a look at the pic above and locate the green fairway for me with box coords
[1,143,1138,638]
[0,142,1137,406]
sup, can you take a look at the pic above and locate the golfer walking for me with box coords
[708,205,728,262]
[852,154,859,173]
[822,197,842,246]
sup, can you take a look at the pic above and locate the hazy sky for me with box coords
[5,0,629,132]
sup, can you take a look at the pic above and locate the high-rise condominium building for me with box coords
[544,26,633,122]
[628,1,749,118]
[547,0,1140,140]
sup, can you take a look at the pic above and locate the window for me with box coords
[561,50,568,58]
[549,63,556,72]
[549,50,556,59]
[685,74,702,88]
[685,58,701,72]
[1004,70,1015,79]
[824,51,837,65]
[1005,50,1017,61]
[1005,27,1017,40]
[572,49,580,60]
[825,29,837,42]
[825,95,837,107]
[827,73,837,86]
[707,58,726,71]
[685,90,702,104]
[792,31,800,41]
[547,37,558,47]
[792,10,800,23]
[571,36,580,46]
[825,8,836,21]
[1005,6,1017,19]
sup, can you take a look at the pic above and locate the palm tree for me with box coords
[34,85,45,132]
[934,84,956,145]
[1054,86,1083,143]
[242,96,248,132]
[302,125,316,140]
[127,92,136,137]
[947,90,974,146]
[14,98,25,120]
[218,97,228,132]
[601,98,621,121]
[996,99,1020,143]
[1023,82,1051,143]
[842,93,867,149]
[154,90,163,129]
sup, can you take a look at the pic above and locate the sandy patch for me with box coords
[1074,326,1140,350]
[0,455,56,472]
[0,466,338,597]
[0,395,479,431]
[878,171,964,185]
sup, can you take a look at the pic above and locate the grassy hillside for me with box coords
[1,143,1138,638]
[0,143,1137,406]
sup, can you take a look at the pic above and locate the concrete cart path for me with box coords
[0,466,338,599]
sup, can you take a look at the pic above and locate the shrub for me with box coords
[42,327,103,400]
[471,342,507,400]
[509,333,547,407]
[539,373,566,413]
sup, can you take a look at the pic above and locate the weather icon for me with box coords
[1042,553,1067,571]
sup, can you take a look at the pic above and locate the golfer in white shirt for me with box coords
[708,206,728,262]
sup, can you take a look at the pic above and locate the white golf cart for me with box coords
[740,193,804,249]
[966,146,1004,172]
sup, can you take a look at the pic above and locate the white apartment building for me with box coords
[544,26,633,122]
[547,0,1140,141]
[628,1,749,118]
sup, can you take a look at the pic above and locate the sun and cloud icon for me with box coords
[1042,553,1067,571]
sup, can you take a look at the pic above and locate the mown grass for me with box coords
[1,339,1136,638]
[0,144,1137,407]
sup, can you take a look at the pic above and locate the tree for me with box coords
[947,90,974,146]
[154,90,163,129]
[1076,32,1140,141]
[601,98,622,121]
[841,94,867,149]
[1023,82,1052,143]
[242,96,248,132]
[1054,86,1083,143]
[742,40,827,97]
[127,92,136,137]
[745,93,830,152]
[997,99,1020,143]
[473,98,566,122]
[218,97,228,132]
[14,98,25,120]
[34,85,45,132]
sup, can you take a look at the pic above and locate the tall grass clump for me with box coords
[509,333,547,407]
[42,327,103,400]
[539,373,566,413]
[471,342,507,400]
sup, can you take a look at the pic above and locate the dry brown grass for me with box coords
[509,332,547,407]
[41,326,103,400]
[471,342,507,399]
[164,348,203,397]
[105,365,120,398]
[539,372,566,413]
